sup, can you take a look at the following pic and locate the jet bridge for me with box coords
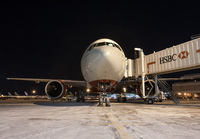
[139,38,200,76]
[125,38,200,104]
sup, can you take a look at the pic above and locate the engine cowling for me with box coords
[137,80,156,98]
[45,80,66,99]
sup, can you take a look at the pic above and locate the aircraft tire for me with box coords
[122,97,127,102]
[148,99,154,104]
[118,97,122,102]
[99,97,103,106]
[105,97,110,107]
[76,98,80,102]
[81,96,85,102]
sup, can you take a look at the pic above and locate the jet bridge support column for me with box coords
[155,74,158,97]
[135,48,146,98]
[141,49,146,98]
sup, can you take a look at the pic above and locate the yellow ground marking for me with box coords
[85,123,111,126]
[112,115,136,117]
[126,118,137,120]
[85,107,136,139]
[105,106,135,139]
[107,114,134,139]
[139,123,148,126]
[123,123,148,126]
[86,118,108,120]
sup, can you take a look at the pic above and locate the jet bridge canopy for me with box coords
[125,38,200,78]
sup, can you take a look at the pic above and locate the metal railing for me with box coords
[157,75,180,105]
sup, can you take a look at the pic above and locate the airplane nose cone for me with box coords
[81,46,126,83]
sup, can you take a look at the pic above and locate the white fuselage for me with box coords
[81,39,126,90]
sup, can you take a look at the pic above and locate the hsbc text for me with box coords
[160,54,177,64]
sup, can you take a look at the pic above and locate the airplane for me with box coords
[7,38,200,106]
[1,92,16,99]
[7,39,125,106]
[1,92,18,99]
[14,92,19,96]
[0,91,38,100]
[8,92,13,96]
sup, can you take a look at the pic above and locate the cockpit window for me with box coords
[88,42,106,51]
[115,44,122,51]
[88,43,97,51]
[106,42,122,51]
[97,42,106,46]
[88,42,122,51]
[106,43,114,47]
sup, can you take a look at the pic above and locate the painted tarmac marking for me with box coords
[123,123,148,126]
[85,123,111,126]
[85,108,135,138]
[107,114,134,139]
[86,118,108,120]
[127,118,137,120]
[106,106,135,139]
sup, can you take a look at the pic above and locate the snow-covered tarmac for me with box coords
[0,99,200,139]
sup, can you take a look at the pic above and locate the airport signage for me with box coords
[159,54,177,64]
[144,38,200,75]
[178,51,189,59]
[159,51,190,64]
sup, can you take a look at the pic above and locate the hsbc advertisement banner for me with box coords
[144,38,200,75]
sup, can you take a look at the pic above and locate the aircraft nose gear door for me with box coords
[98,82,111,107]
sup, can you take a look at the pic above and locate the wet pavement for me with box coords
[0,99,200,139]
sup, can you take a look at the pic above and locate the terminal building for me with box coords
[172,74,200,99]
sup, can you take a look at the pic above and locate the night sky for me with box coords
[1,1,200,95]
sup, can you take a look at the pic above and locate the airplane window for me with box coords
[106,43,114,47]
[106,42,122,51]
[88,43,97,51]
[88,42,106,51]
[114,44,122,51]
[97,42,106,47]
[88,42,122,51]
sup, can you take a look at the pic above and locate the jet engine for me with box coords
[45,80,66,99]
[137,80,156,98]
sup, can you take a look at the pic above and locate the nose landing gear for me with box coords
[98,95,110,107]
[98,82,111,107]
[99,96,103,106]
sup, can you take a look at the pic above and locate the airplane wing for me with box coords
[7,78,87,88]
